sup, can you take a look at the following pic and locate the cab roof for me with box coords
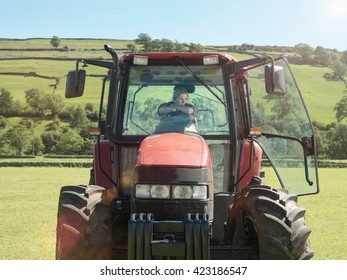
[119,52,237,64]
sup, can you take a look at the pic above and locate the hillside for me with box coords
[0,38,346,159]
[1,38,345,124]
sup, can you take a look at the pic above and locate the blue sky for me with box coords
[1,0,347,51]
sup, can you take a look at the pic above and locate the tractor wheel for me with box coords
[224,185,313,260]
[56,185,112,260]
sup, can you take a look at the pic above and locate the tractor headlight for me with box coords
[135,184,170,199]
[135,184,208,199]
[173,185,208,199]
[150,185,170,199]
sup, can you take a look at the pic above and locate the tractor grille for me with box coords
[134,199,209,221]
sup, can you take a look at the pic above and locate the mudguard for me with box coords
[238,140,262,191]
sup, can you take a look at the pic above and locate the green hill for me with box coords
[1,38,346,158]
[291,64,346,123]
[1,38,345,124]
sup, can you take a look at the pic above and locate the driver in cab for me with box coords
[156,86,197,133]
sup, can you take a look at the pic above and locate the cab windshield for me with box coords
[121,65,229,136]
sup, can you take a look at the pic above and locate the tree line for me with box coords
[291,44,347,159]
[293,43,347,88]
[313,96,347,159]
[127,33,204,53]
[0,88,99,156]
[1,86,346,158]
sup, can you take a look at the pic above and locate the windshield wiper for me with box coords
[175,58,226,106]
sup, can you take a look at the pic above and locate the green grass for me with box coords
[0,59,108,104]
[299,168,347,260]
[0,156,92,163]
[0,38,133,50]
[0,167,345,260]
[0,167,90,260]
[0,38,129,109]
[291,65,347,123]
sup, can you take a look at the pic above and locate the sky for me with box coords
[1,0,347,51]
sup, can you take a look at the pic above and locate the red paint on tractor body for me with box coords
[137,133,211,168]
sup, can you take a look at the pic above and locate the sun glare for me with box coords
[326,0,347,19]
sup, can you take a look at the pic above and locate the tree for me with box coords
[135,33,152,46]
[41,130,60,154]
[80,139,94,155]
[332,61,347,88]
[334,96,347,122]
[341,50,347,65]
[32,135,44,156]
[147,39,161,52]
[44,94,65,117]
[0,88,15,116]
[25,88,65,117]
[127,44,136,52]
[62,105,91,139]
[189,43,203,53]
[161,39,174,52]
[67,105,90,130]
[85,103,98,121]
[325,124,347,159]
[54,128,84,155]
[4,124,32,155]
[314,46,333,66]
[294,43,314,64]
[45,115,61,131]
[0,116,7,129]
[25,88,45,115]
[19,119,34,130]
[50,36,61,48]
[174,41,187,52]
[0,130,6,154]
[252,102,266,127]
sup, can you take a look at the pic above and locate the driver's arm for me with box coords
[158,103,194,115]
[158,103,177,116]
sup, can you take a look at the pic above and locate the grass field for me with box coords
[0,167,90,259]
[291,64,347,123]
[0,167,345,260]
[0,38,133,50]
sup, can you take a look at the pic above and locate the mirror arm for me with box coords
[269,57,276,93]
[79,59,113,69]
[303,149,314,186]
[75,59,82,88]
[231,56,273,74]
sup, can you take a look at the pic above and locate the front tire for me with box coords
[56,185,112,260]
[224,185,313,260]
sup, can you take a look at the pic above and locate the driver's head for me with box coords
[173,87,188,105]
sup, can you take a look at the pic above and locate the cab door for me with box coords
[248,58,319,195]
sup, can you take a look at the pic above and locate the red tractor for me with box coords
[56,45,319,259]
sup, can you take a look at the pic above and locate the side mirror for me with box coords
[264,65,285,95]
[65,69,86,98]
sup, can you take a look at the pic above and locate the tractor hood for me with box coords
[137,133,211,168]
